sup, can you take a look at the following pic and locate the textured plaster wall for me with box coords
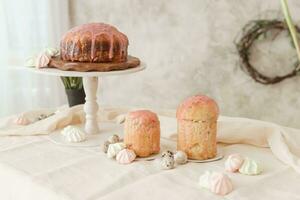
[70,0,300,128]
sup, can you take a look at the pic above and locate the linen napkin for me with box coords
[0,105,84,136]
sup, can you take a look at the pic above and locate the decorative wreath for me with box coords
[235,19,300,84]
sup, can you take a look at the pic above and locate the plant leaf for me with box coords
[281,0,300,64]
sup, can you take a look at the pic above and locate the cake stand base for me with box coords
[26,63,145,146]
[47,122,124,147]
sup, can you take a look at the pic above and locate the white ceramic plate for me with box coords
[135,151,223,163]
[187,152,224,163]
[134,153,161,161]
[47,122,123,147]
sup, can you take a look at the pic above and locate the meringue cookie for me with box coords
[107,143,126,159]
[199,171,213,190]
[102,141,111,153]
[116,114,126,124]
[61,126,86,143]
[225,154,244,172]
[116,149,136,164]
[25,57,36,67]
[239,157,263,175]
[45,47,59,57]
[161,156,175,170]
[108,134,120,144]
[210,172,233,196]
[174,151,188,164]
[35,52,50,68]
[14,115,31,126]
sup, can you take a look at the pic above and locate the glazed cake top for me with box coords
[177,95,219,121]
[61,23,129,60]
[126,110,159,124]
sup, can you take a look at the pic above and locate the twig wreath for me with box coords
[235,19,300,84]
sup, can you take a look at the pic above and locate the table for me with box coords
[0,107,299,200]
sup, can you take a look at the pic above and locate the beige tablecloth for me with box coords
[0,106,299,200]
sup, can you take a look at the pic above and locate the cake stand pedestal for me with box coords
[27,65,145,147]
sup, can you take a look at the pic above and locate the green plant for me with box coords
[281,0,300,63]
[60,77,83,90]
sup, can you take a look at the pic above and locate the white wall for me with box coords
[71,0,300,128]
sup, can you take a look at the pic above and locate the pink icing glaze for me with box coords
[176,94,219,119]
[126,110,159,123]
[62,23,128,61]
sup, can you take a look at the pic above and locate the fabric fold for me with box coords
[0,106,300,173]
[218,116,300,173]
[0,105,84,136]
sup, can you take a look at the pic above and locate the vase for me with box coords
[65,88,86,107]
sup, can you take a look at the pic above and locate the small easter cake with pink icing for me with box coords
[177,94,219,160]
[124,110,160,157]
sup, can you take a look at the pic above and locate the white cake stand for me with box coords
[27,64,145,147]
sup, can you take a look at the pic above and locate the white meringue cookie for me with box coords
[239,157,263,175]
[14,115,31,126]
[225,154,244,172]
[45,47,59,57]
[107,143,126,159]
[116,149,136,164]
[210,172,233,196]
[174,151,188,164]
[199,171,213,190]
[61,126,86,143]
[116,114,126,124]
[35,52,50,68]
[25,57,36,67]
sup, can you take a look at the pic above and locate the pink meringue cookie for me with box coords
[225,154,244,172]
[35,52,50,68]
[116,149,136,164]
[14,115,31,126]
[210,172,233,196]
